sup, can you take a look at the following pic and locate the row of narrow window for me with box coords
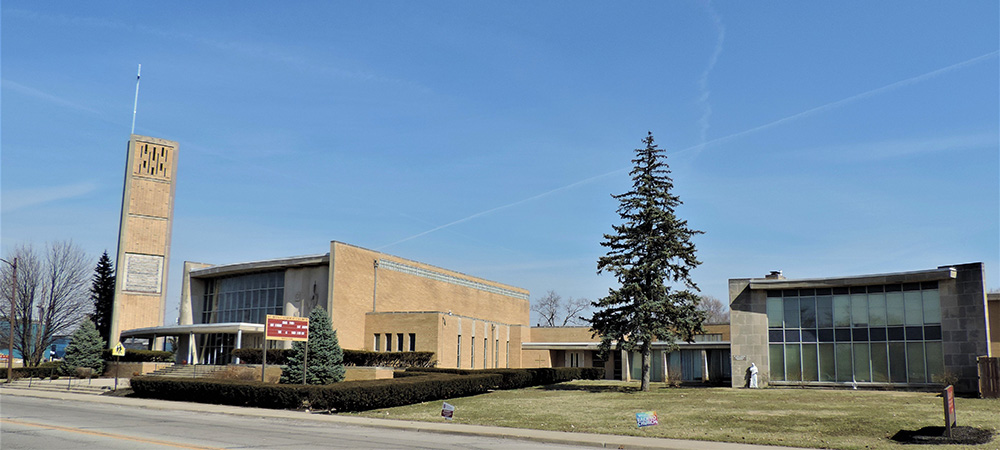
[373,333,417,352]
[456,335,509,369]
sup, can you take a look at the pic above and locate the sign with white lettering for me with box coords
[265,315,309,341]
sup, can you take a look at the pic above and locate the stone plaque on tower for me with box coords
[110,134,178,347]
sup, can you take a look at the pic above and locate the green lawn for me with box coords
[352,381,999,450]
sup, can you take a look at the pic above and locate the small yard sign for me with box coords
[943,385,956,437]
[636,411,658,428]
[112,342,126,357]
[441,402,455,420]
[265,315,309,341]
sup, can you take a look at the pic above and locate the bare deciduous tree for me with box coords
[697,295,730,324]
[531,290,590,327]
[2,241,92,367]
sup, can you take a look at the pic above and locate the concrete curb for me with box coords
[1,388,806,450]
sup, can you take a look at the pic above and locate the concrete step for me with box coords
[145,364,229,378]
[1,379,118,395]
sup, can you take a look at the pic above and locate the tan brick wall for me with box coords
[704,323,731,341]
[528,327,598,343]
[364,313,440,354]
[128,179,172,218]
[522,349,552,368]
[988,295,999,357]
[117,292,162,335]
[123,216,169,255]
[329,242,530,367]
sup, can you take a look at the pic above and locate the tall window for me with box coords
[202,271,284,324]
[397,333,404,352]
[374,334,381,352]
[483,338,488,369]
[766,282,943,385]
[385,333,391,352]
[408,333,416,352]
[471,335,475,368]
[457,335,462,368]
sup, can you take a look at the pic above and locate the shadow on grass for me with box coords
[891,426,993,445]
[540,384,642,393]
[540,383,725,393]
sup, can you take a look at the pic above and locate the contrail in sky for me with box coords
[380,50,998,249]
[376,169,627,250]
[681,50,999,152]
[695,2,726,155]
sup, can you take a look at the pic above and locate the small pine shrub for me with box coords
[280,307,345,385]
[62,320,106,375]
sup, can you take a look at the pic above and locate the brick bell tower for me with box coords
[109,134,179,348]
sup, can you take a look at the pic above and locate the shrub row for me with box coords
[130,366,601,411]
[230,348,435,368]
[230,348,295,365]
[131,371,501,412]
[407,367,604,390]
[101,349,174,362]
[4,366,60,380]
[341,350,435,368]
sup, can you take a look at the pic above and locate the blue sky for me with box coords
[2,2,998,326]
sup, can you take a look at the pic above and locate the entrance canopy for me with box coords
[121,323,265,364]
[121,322,264,339]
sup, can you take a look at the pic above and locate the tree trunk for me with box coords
[640,340,651,392]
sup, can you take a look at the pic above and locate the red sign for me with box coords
[265,315,309,341]
[943,385,956,437]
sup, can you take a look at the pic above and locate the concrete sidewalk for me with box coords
[1,386,807,450]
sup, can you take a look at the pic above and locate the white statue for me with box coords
[749,363,759,388]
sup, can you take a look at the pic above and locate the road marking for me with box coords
[1,418,226,450]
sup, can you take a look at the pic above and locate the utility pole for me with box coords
[2,257,17,382]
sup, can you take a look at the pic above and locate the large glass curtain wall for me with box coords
[201,271,284,324]
[766,282,943,385]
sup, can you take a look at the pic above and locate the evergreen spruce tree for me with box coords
[90,251,116,346]
[280,307,345,384]
[590,132,707,392]
[62,320,106,375]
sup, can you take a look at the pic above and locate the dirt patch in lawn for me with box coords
[891,426,993,445]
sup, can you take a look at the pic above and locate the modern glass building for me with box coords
[730,263,990,394]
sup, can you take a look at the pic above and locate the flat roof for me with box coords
[522,341,731,351]
[190,253,329,278]
[120,322,265,338]
[747,266,956,290]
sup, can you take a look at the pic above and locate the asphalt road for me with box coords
[0,395,581,449]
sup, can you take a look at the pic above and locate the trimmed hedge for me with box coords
[231,348,295,365]
[5,366,61,380]
[407,367,604,389]
[342,350,435,368]
[231,348,435,368]
[131,372,501,412]
[130,366,602,411]
[101,349,174,362]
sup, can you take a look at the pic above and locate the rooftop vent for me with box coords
[765,270,785,280]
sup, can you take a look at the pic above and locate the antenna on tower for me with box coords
[130,64,141,135]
